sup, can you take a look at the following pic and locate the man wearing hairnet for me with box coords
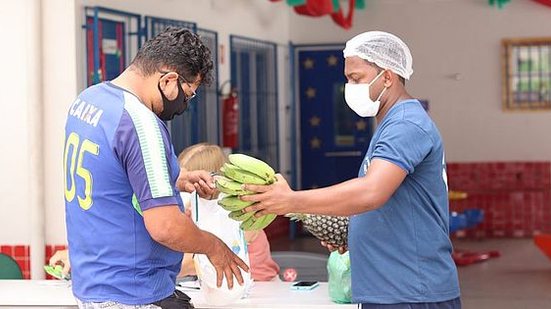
[241,31,461,308]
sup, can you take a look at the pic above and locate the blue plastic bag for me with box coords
[327,251,352,303]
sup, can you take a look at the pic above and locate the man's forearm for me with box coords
[293,177,382,216]
[144,206,219,255]
[291,160,407,216]
[161,216,218,255]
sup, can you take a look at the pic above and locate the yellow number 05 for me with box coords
[64,132,99,210]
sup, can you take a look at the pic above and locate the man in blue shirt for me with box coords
[63,27,248,308]
[242,31,461,308]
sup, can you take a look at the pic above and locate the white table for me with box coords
[0,280,355,309]
[0,280,75,309]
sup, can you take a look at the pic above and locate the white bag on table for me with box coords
[187,191,252,306]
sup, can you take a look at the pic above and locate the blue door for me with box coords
[296,46,374,189]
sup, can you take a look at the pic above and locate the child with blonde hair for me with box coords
[178,143,280,281]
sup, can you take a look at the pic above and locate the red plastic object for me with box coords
[330,0,355,29]
[222,92,239,149]
[452,249,500,266]
[534,234,551,260]
[533,0,551,8]
[294,0,336,17]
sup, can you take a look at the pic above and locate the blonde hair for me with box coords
[177,143,227,172]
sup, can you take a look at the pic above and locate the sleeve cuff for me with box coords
[139,195,181,212]
[372,156,413,174]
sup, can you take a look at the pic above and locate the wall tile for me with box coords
[449,161,551,238]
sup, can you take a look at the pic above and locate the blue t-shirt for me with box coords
[64,82,183,304]
[349,100,460,304]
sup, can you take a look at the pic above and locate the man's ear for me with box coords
[159,71,179,89]
[383,70,394,88]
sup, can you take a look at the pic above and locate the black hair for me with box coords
[131,26,213,85]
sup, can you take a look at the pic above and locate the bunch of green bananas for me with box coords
[215,154,277,231]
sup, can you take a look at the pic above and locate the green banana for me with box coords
[222,163,269,185]
[216,155,278,229]
[240,215,258,230]
[215,176,254,195]
[229,210,256,222]
[254,214,277,230]
[218,196,255,211]
[228,154,276,184]
[241,214,277,231]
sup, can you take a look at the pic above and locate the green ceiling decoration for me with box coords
[287,0,306,5]
[489,0,511,8]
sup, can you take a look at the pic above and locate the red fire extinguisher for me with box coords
[222,88,239,149]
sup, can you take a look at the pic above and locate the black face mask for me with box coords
[158,81,189,121]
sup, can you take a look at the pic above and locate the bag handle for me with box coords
[194,191,199,222]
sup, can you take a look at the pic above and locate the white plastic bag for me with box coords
[187,191,251,306]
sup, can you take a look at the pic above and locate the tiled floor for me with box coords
[455,238,551,309]
[271,236,551,309]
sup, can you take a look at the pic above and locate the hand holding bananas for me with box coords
[242,176,350,248]
[216,154,350,249]
[240,173,296,216]
[214,155,297,218]
[215,154,282,231]
[177,168,217,199]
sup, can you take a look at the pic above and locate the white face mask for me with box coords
[344,70,387,117]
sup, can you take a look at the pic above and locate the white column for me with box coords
[42,0,79,264]
[28,0,46,280]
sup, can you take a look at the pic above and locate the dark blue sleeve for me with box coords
[371,121,433,174]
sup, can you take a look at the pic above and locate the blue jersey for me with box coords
[349,100,460,304]
[63,82,183,304]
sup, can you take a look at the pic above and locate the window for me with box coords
[502,38,551,111]
[230,36,278,169]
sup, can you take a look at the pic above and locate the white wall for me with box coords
[289,0,551,162]
[0,0,78,252]
[0,1,35,244]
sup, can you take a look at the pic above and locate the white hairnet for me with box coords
[343,31,413,80]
